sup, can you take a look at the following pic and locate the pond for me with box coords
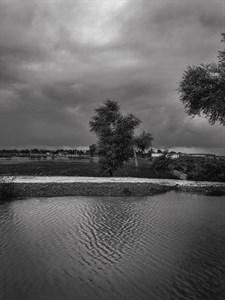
[1,192,225,300]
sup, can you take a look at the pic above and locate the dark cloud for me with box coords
[0,0,224,153]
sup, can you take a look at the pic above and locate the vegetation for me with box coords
[0,160,175,179]
[0,177,15,202]
[0,148,90,157]
[132,131,153,167]
[134,131,153,155]
[172,157,225,182]
[89,144,97,157]
[90,100,142,176]
[0,156,224,182]
[178,33,225,125]
[152,155,172,171]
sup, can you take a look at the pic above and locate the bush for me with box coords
[172,158,225,182]
[152,155,172,171]
[187,160,225,182]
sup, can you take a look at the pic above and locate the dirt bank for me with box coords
[1,176,225,198]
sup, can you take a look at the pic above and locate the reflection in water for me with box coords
[1,192,225,300]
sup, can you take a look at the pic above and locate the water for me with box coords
[1,192,225,300]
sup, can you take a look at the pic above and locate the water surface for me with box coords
[1,192,225,300]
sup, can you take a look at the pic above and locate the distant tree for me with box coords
[163,149,169,156]
[178,33,225,126]
[133,131,153,166]
[147,148,154,158]
[134,131,153,154]
[90,100,141,176]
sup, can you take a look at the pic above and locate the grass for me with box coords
[0,177,16,202]
[0,159,175,179]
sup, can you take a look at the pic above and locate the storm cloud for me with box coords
[0,0,224,153]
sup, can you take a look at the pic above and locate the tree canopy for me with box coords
[178,33,225,126]
[134,131,153,154]
[89,100,141,176]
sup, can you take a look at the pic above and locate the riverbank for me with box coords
[1,176,225,198]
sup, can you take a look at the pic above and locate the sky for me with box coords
[0,0,225,154]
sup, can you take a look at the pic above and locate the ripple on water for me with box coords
[1,192,225,300]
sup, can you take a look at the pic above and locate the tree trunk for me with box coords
[109,169,113,177]
[133,147,138,166]
[152,167,159,178]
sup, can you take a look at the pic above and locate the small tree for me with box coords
[89,100,141,176]
[178,33,225,126]
[133,131,153,166]
[151,154,172,178]
[134,131,153,154]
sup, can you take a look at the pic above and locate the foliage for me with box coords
[151,155,172,171]
[186,160,225,182]
[219,33,225,64]
[172,157,225,182]
[89,144,97,157]
[90,100,141,176]
[134,131,153,154]
[178,33,225,125]
[146,148,154,158]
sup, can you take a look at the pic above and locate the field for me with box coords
[0,159,175,179]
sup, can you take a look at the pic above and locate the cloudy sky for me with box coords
[0,0,224,154]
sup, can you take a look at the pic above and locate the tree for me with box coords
[178,33,225,125]
[134,131,153,154]
[133,130,153,166]
[89,99,141,176]
[89,144,97,157]
[219,33,225,65]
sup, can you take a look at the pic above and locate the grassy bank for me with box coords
[0,177,16,202]
[0,160,175,179]
[1,177,225,198]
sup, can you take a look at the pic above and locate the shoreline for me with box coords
[1,176,225,198]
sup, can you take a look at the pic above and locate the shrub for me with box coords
[152,155,172,171]
[187,160,225,182]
